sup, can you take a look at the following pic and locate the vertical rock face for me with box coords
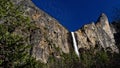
[11,0,70,63]
[75,13,119,53]
[11,0,120,63]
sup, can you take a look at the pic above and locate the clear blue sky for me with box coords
[32,0,120,31]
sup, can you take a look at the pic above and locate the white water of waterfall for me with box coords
[71,32,80,57]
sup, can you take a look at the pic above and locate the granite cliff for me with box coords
[9,0,120,65]
[1,0,120,67]
[11,0,70,63]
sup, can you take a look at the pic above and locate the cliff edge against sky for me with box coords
[10,0,120,63]
[1,0,120,68]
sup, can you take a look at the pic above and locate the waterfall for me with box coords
[71,32,80,57]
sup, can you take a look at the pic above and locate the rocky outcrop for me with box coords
[75,13,119,53]
[11,0,120,63]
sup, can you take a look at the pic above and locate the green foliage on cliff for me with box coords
[0,0,42,68]
[45,50,81,68]
[79,47,110,68]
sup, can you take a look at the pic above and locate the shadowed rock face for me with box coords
[111,21,120,49]
[11,0,120,63]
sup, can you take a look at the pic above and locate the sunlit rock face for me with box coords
[11,0,70,63]
[75,13,119,53]
[11,0,120,63]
